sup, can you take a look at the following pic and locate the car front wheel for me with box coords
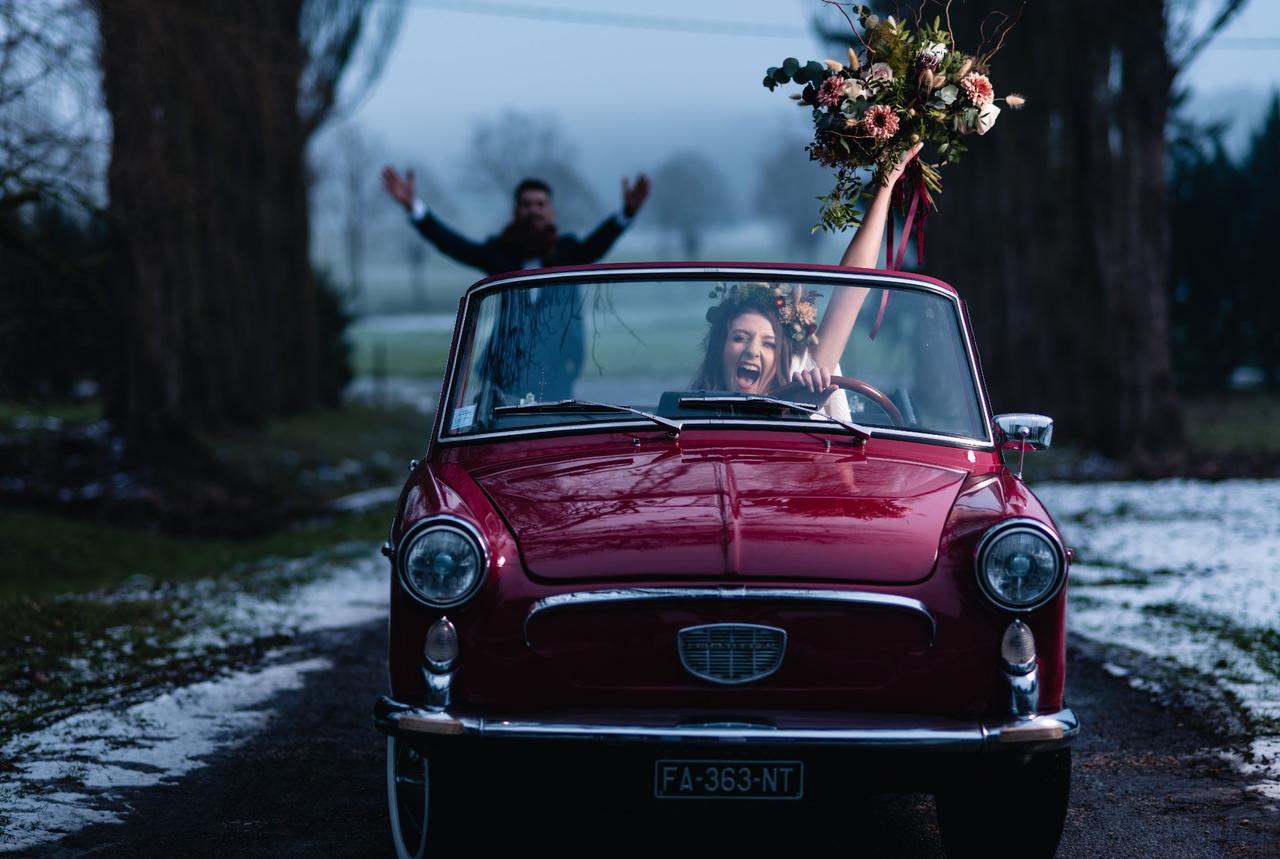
[386,736,439,858]
[934,749,1071,859]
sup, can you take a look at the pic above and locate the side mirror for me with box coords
[994,414,1054,451]
[994,414,1053,477]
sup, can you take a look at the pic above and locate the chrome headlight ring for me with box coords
[974,518,1067,612]
[396,514,490,609]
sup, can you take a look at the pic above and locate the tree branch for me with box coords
[1174,0,1250,69]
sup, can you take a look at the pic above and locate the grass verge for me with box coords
[0,506,391,743]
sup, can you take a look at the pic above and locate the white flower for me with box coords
[918,42,947,66]
[976,102,1001,135]
[843,78,867,100]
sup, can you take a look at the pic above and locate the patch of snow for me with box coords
[1036,479,1280,800]
[0,552,390,852]
[0,657,331,852]
[1223,737,1280,801]
[329,486,401,514]
[345,375,439,415]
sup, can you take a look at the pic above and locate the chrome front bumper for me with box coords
[373,696,1079,753]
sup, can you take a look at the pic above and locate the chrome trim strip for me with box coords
[422,667,453,712]
[382,702,1079,751]
[395,514,490,610]
[525,587,936,644]
[973,518,1068,613]
[471,721,981,747]
[437,266,994,448]
[435,418,996,450]
[468,266,961,301]
[1006,666,1040,716]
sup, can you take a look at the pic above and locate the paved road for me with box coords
[22,620,1279,858]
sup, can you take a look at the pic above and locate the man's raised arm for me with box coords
[382,165,494,273]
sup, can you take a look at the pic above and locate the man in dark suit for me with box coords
[381,168,650,404]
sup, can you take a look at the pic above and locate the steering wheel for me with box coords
[771,374,906,427]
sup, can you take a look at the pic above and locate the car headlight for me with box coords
[974,519,1066,611]
[397,517,488,608]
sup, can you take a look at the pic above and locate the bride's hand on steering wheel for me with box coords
[792,367,836,394]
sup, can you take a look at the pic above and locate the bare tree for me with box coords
[754,136,831,260]
[0,1,104,231]
[650,151,734,259]
[330,123,381,301]
[0,1,107,401]
[96,0,403,442]
[467,111,601,229]
[812,1,1248,467]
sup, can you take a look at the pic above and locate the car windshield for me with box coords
[441,276,988,442]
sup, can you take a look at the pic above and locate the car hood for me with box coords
[469,443,968,584]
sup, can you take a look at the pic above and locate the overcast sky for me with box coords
[339,0,1280,198]
[314,0,1280,296]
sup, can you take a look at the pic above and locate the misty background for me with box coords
[307,0,1280,314]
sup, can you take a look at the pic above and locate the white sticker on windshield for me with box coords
[450,405,476,432]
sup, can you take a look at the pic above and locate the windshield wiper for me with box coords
[493,399,682,434]
[677,394,871,441]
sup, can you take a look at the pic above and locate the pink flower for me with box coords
[866,62,894,84]
[961,72,994,106]
[816,74,847,109]
[861,104,899,141]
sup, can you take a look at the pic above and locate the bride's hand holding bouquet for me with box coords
[764,3,1024,237]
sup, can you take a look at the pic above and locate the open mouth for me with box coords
[734,365,761,390]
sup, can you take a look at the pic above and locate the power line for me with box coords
[382,0,1280,50]
[385,0,812,39]
[1210,37,1280,49]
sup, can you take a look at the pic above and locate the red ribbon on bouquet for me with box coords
[871,154,933,340]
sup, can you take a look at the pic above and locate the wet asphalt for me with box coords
[17,619,1279,858]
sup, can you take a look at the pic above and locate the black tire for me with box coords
[935,749,1071,859]
[387,736,448,858]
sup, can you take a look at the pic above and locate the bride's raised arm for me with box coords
[805,142,923,374]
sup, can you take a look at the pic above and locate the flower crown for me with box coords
[706,282,821,346]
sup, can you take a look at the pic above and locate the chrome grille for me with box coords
[677,624,786,685]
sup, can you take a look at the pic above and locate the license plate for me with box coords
[653,760,804,800]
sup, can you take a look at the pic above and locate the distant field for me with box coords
[1184,392,1280,453]
[349,286,720,380]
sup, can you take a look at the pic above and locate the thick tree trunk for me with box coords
[99,0,319,441]
[918,0,1183,466]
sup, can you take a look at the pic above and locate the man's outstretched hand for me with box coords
[382,166,416,212]
[622,174,651,218]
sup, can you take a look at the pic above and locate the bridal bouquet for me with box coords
[764,3,1024,235]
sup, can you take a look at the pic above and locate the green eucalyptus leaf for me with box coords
[937,85,958,105]
[782,57,800,75]
[805,60,826,79]
[794,66,810,84]
[773,67,791,84]
[763,76,777,90]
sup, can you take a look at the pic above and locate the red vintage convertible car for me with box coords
[374,263,1074,857]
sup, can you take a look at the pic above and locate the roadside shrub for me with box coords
[0,205,110,400]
